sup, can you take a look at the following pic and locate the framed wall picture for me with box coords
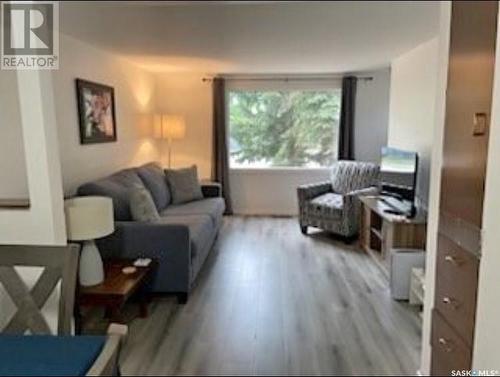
[76,79,117,144]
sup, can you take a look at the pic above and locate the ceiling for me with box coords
[59,1,440,74]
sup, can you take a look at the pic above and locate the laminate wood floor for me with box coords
[120,217,422,376]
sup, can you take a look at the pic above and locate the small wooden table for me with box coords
[359,196,427,276]
[76,259,156,334]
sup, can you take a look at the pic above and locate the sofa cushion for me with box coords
[307,193,344,220]
[0,335,106,377]
[161,198,225,226]
[165,165,203,205]
[77,169,144,221]
[158,214,214,261]
[130,187,160,222]
[137,162,171,210]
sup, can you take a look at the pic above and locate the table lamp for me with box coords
[154,114,186,168]
[65,197,114,287]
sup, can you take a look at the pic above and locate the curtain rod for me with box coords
[201,75,373,83]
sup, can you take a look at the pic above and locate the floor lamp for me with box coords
[154,114,186,168]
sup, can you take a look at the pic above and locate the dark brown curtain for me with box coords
[338,76,357,160]
[212,78,233,215]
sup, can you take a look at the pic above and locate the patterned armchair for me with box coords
[297,161,380,238]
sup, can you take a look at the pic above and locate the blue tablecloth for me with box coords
[0,335,106,376]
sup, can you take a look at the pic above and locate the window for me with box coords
[228,84,341,168]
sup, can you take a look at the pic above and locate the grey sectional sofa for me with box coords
[77,162,225,303]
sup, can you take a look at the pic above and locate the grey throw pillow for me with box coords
[165,165,203,204]
[130,186,160,222]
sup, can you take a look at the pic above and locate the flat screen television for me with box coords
[380,147,419,215]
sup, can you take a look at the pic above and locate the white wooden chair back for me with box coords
[0,244,79,335]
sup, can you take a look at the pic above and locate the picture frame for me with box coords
[76,79,117,144]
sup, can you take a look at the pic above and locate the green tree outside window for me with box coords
[229,90,341,168]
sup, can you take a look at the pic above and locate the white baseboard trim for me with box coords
[233,210,298,217]
[232,212,297,218]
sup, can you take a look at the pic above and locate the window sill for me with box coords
[229,167,331,175]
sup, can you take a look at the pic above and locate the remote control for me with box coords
[133,258,152,267]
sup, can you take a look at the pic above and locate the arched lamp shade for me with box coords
[65,197,114,286]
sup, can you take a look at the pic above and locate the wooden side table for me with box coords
[75,259,156,334]
[359,196,427,276]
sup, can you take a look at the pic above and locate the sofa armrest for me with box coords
[97,221,192,293]
[201,181,222,198]
[99,221,190,257]
[297,181,332,203]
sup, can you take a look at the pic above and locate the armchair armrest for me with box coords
[346,186,380,198]
[200,181,222,198]
[344,186,380,208]
[297,181,332,202]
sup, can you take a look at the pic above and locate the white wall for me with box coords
[355,68,391,162]
[54,34,160,196]
[473,7,500,370]
[0,71,67,245]
[385,20,444,377]
[0,70,68,332]
[387,38,440,206]
[154,73,213,179]
[231,168,330,216]
[0,71,29,199]
[1,34,161,198]
[419,3,451,374]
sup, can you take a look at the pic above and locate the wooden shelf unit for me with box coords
[359,196,427,276]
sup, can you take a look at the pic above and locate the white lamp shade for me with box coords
[65,197,114,241]
[154,114,186,140]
